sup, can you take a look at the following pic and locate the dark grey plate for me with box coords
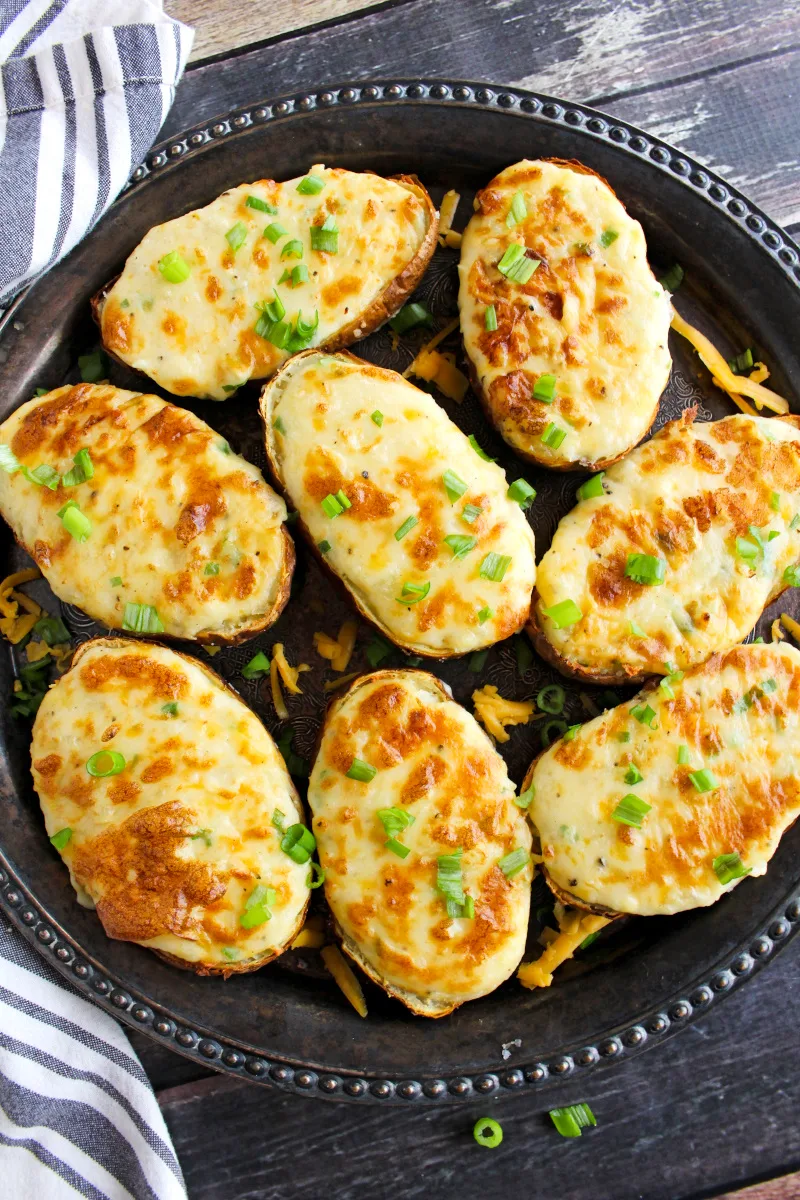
[2,81,800,1106]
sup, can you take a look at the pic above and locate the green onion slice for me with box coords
[468,433,494,461]
[484,304,498,331]
[770,491,781,511]
[25,464,60,490]
[549,1104,597,1138]
[477,606,493,625]
[346,758,377,782]
[462,503,483,525]
[436,847,464,906]
[296,174,325,194]
[122,602,164,633]
[271,809,286,833]
[577,472,605,501]
[396,581,430,605]
[497,242,539,283]
[86,750,126,777]
[264,222,288,243]
[618,731,631,743]
[307,862,326,888]
[33,615,70,645]
[600,229,619,248]
[280,238,303,259]
[78,351,106,382]
[0,444,21,474]
[533,374,556,403]
[444,534,477,559]
[507,478,536,508]
[783,565,800,587]
[479,552,511,582]
[394,515,418,541]
[498,847,529,878]
[541,422,567,449]
[541,718,568,748]
[240,883,276,929]
[110,576,123,587]
[713,851,751,885]
[365,636,392,667]
[629,620,647,638]
[536,684,565,715]
[317,539,332,554]
[245,195,277,213]
[624,763,644,785]
[442,469,468,503]
[225,222,248,252]
[689,768,719,793]
[384,836,409,859]
[62,448,94,488]
[158,250,191,282]
[57,500,91,541]
[630,702,657,728]
[677,744,690,765]
[506,190,527,228]
[389,302,432,333]
[612,793,651,827]
[659,263,684,293]
[241,650,270,679]
[625,553,667,586]
[310,216,339,253]
[371,410,383,427]
[204,562,220,576]
[378,807,415,837]
[161,702,179,717]
[321,493,345,518]
[473,1117,503,1148]
[280,823,316,864]
[514,785,534,809]
[50,827,72,851]
[469,649,488,673]
[543,599,582,628]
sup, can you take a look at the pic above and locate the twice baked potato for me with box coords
[32,638,310,972]
[0,384,293,643]
[530,411,800,683]
[526,641,800,916]
[307,669,533,1016]
[94,165,438,400]
[261,350,537,657]
[458,158,672,470]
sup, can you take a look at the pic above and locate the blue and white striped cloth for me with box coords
[1,2,193,1195]
[0,0,194,306]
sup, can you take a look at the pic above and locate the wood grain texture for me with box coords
[162,0,800,230]
[164,0,390,62]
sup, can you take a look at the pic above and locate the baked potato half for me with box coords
[525,641,800,917]
[0,383,293,643]
[261,350,537,657]
[94,165,438,400]
[308,669,533,1016]
[32,637,310,973]
[529,410,800,683]
[458,158,672,471]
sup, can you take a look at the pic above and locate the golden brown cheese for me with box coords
[458,159,672,469]
[99,165,436,400]
[0,384,292,642]
[308,670,533,1016]
[262,351,537,657]
[529,642,800,916]
[532,411,800,679]
[32,638,309,970]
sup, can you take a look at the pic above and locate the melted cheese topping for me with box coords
[535,412,800,676]
[458,159,672,468]
[308,670,532,1014]
[264,352,536,656]
[0,385,289,641]
[531,643,800,915]
[101,165,432,400]
[31,639,309,967]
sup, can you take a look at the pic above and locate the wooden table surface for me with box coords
[147,3,800,1197]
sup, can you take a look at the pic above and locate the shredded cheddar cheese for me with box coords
[750,362,770,384]
[780,613,800,643]
[314,621,358,672]
[443,229,462,249]
[324,670,361,692]
[402,317,459,378]
[472,684,537,743]
[291,913,326,950]
[270,657,289,719]
[25,640,51,664]
[518,914,612,989]
[0,568,43,644]
[272,643,310,694]
[313,631,341,662]
[772,618,786,644]
[438,189,460,238]
[670,308,789,414]
[321,945,367,1018]
[407,348,469,402]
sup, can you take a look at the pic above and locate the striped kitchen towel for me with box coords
[0,0,194,307]
[1,920,187,1199]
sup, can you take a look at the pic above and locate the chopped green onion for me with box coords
[221,947,238,961]
[624,763,644,785]
[387,834,413,860]
[371,410,383,427]
[190,828,212,846]
[280,824,316,864]
[736,535,760,562]
[310,216,339,253]
[689,768,718,793]
[389,302,432,333]
[625,553,667,586]
[630,702,657,728]
[727,348,754,374]
[271,809,286,833]
[58,501,91,542]
[612,793,651,827]
[317,539,332,554]
[436,847,464,906]
[0,444,21,474]
[157,251,191,283]
[442,469,468,503]
[473,1116,503,1148]
[541,718,568,748]
[290,264,309,286]
[514,785,534,810]
[484,304,498,331]
[629,620,647,638]
[297,174,325,194]
[366,636,392,667]
[264,222,288,243]
[61,448,94,488]
[600,229,619,248]
[378,807,415,837]
[479,552,511,582]
[395,515,418,541]
[110,576,123,587]
[537,684,565,715]
[618,731,631,743]
[677,744,690,765]
[533,374,556,403]
[35,386,49,396]
[280,238,303,259]
[468,434,494,461]
[225,222,248,252]
[541,422,567,449]
[306,862,325,888]
[25,464,60,490]
[469,649,489,673]
[161,702,179,717]
[122,602,164,634]
[462,503,483,524]
[79,350,106,382]
[86,750,126,777]
[506,190,527,229]
[477,606,493,624]
[507,478,536,508]
[783,565,800,587]
[515,636,533,674]
[334,489,351,510]
[543,599,582,628]
[713,852,751,885]
[549,1104,597,1138]
[321,493,345,518]
[791,514,800,531]
[659,263,684,293]
[33,615,70,645]
[271,416,287,437]
[498,848,530,878]
[443,534,477,559]
[770,491,781,511]
[240,883,276,929]
[659,677,675,699]
[497,242,539,283]
[242,651,270,680]
[50,827,72,851]
[396,580,430,605]
[203,562,220,577]
[347,758,377,783]
[577,472,605,501]
[245,195,277,214]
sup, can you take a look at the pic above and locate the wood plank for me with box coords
[155,942,800,1200]
[718,1176,800,1200]
[161,0,800,230]
[164,0,391,62]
